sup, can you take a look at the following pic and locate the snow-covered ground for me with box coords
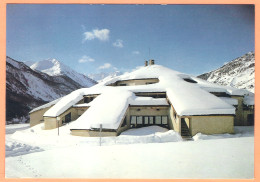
[5,124,254,179]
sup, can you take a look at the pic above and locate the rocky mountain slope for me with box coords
[30,59,97,87]
[198,52,255,93]
[6,57,96,123]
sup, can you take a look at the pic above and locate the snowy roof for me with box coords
[191,77,252,96]
[219,97,238,106]
[69,88,132,129]
[29,97,63,113]
[40,64,255,129]
[129,97,169,106]
[73,103,92,108]
[97,65,236,116]
[243,95,254,106]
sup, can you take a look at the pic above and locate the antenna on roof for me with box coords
[149,47,151,59]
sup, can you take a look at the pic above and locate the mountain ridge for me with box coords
[198,51,255,93]
[6,56,96,123]
[30,58,97,87]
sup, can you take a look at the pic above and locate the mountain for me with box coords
[30,59,97,87]
[6,57,96,123]
[198,52,255,93]
[23,61,35,67]
[88,71,123,82]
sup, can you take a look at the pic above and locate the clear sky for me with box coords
[6,4,255,75]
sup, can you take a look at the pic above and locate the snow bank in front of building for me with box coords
[6,129,254,179]
[193,126,254,141]
[117,126,183,144]
[5,141,44,157]
[7,124,183,152]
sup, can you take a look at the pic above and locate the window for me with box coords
[149,116,154,124]
[84,97,93,103]
[121,117,127,127]
[144,116,149,124]
[155,116,161,124]
[183,78,197,83]
[130,116,136,125]
[137,116,142,124]
[63,112,71,124]
[130,115,168,128]
[247,114,254,126]
[162,116,168,124]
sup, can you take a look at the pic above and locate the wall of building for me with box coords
[76,107,89,117]
[70,130,117,137]
[189,115,234,136]
[114,78,159,86]
[168,105,180,132]
[129,106,168,116]
[44,107,79,130]
[231,96,254,126]
[117,108,130,135]
[44,117,57,129]
[232,96,244,125]
[30,106,53,127]
[242,107,254,125]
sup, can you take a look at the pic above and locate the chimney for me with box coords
[149,59,155,65]
[144,60,148,66]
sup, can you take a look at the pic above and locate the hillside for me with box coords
[6,57,95,122]
[198,52,255,93]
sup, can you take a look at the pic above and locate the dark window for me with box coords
[162,116,168,124]
[210,92,230,97]
[63,112,71,124]
[130,115,168,128]
[144,116,149,124]
[137,116,142,124]
[84,97,94,103]
[247,114,254,126]
[121,117,127,127]
[149,116,154,124]
[183,78,197,83]
[119,83,127,86]
[155,116,162,124]
[130,116,137,127]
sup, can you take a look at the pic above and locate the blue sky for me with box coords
[7,4,254,75]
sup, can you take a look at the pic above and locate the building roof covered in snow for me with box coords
[39,63,254,130]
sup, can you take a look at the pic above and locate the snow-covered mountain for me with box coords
[88,71,123,82]
[198,52,255,93]
[6,57,95,122]
[30,59,97,87]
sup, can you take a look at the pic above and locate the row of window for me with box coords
[130,115,168,128]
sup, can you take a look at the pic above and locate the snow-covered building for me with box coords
[29,60,254,137]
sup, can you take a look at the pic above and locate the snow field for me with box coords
[6,136,254,179]
[5,124,254,179]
